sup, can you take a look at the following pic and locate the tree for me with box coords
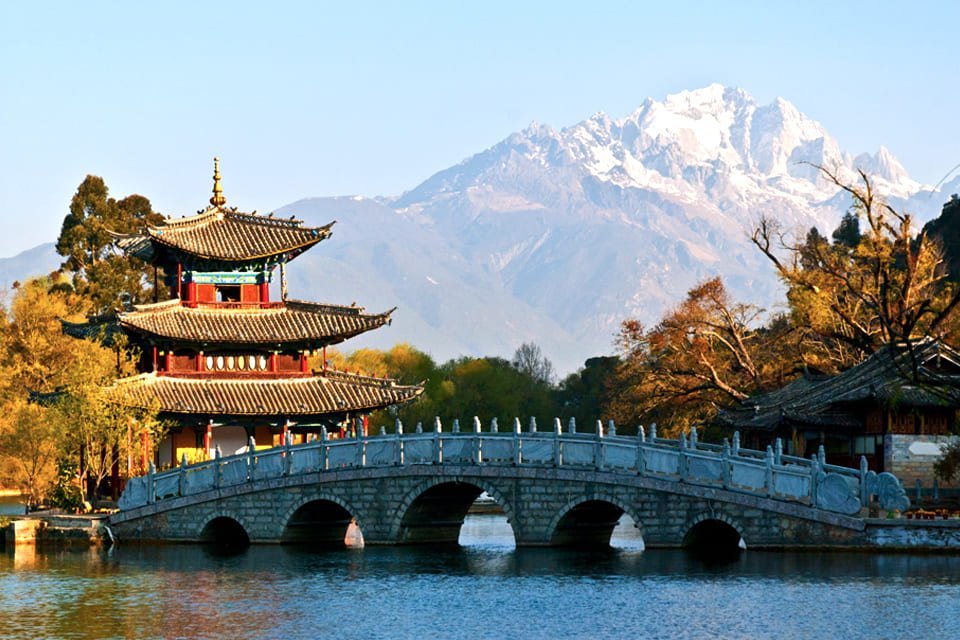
[752,166,960,371]
[0,399,61,509]
[56,175,164,314]
[556,356,620,430]
[608,277,792,435]
[512,342,555,385]
[832,211,862,249]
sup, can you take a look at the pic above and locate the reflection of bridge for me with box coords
[111,419,911,551]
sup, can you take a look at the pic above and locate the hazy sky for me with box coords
[1,1,958,257]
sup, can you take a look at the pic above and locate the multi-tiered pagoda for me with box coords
[66,159,422,467]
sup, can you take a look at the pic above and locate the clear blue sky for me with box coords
[1,1,957,257]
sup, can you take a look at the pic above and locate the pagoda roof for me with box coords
[115,299,393,348]
[112,207,334,266]
[719,339,960,433]
[109,370,423,417]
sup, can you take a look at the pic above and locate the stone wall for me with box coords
[884,434,960,487]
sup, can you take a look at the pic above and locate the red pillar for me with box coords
[322,346,327,373]
[197,351,204,372]
[300,351,308,373]
[152,346,158,372]
[260,281,269,304]
[270,352,278,373]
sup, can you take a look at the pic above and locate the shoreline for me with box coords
[0,489,23,498]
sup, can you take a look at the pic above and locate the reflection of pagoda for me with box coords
[66,159,422,466]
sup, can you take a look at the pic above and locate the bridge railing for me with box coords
[118,417,910,517]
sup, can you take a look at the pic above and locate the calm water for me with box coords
[2,500,960,640]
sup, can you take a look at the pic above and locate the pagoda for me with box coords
[65,158,423,467]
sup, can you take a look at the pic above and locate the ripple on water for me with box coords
[1,515,959,639]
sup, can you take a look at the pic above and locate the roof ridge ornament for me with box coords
[210,157,227,207]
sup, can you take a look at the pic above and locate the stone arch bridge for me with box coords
[111,419,910,550]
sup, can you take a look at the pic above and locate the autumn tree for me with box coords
[608,277,793,435]
[752,166,960,371]
[56,175,164,314]
[512,342,555,385]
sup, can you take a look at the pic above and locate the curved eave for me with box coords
[107,372,424,417]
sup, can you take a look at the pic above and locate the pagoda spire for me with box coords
[210,157,226,207]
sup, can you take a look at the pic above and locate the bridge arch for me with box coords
[198,512,251,551]
[280,493,365,547]
[548,494,643,548]
[682,511,745,559]
[389,476,518,545]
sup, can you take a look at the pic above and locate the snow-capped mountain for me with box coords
[6,85,952,374]
[313,84,930,372]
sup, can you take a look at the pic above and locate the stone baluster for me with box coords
[608,420,616,437]
[415,421,423,434]
[649,423,657,441]
[453,418,461,433]
[379,425,387,436]
[396,419,404,466]
[514,418,522,465]
[530,417,537,433]
[765,445,775,497]
[636,426,646,475]
[473,416,482,464]
[147,461,156,504]
[283,431,292,476]
[732,431,740,456]
[490,417,498,433]
[721,439,731,488]
[859,456,869,506]
[818,445,826,467]
[595,420,604,471]
[568,417,577,434]
[678,430,688,481]
[553,417,562,466]
[434,417,442,464]
[809,453,820,507]
[690,426,698,450]
[214,447,223,489]
[320,426,328,471]
[247,437,257,482]
[774,438,783,466]
[178,453,189,496]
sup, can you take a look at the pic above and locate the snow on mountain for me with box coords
[4,85,947,373]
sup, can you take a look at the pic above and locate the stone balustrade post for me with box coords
[416,422,423,433]
[774,438,783,465]
[636,427,646,476]
[530,417,537,433]
[818,445,826,466]
[608,419,616,437]
[690,426,698,449]
[595,419,604,471]
[721,439,731,488]
[395,419,404,466]
[452,418,460,433]
[553,417,561,466]
[859,455,870,505]
[809,454,820,507]
[765,445,774,497]
[247,437,257,482]
[490,417,498,433]
[732,431,740,456]
[147,461,156,504]
[176,454,188,496]
[283,432,292,476]
[514,418,522,465]
[214,447,222,488]
[678,431,688,481]
[320,426,328,471]
[473,416,482,464]
[568,417,576,435]
[649,422,657,441]
[434,417,442,464]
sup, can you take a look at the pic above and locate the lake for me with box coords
[1,499,959,639]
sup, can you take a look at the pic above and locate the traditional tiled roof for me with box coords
[116,299,393,347]
[719,339,960,432]
[60,315,124,345]
[112,207,334,265]
[109,371,423,416]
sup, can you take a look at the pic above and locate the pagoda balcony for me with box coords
[180,300,286,310]
[158,370,317,379]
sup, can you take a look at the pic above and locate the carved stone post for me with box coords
[595,420,604,471]
[809,454,820,507]
[452,418,460,433]
[147,461,156,504]
[732,431,740,457]
[568,417,576,435]
[530,417,537,433]
[721,439,731,489]
[283,433,292,476]
[553,417,562,466]
[434,417,442,465]
[473,416,482,465]
[608,419,616,437]
[765,445,775,497]
[690,426,698,449]
[247,437,256,482]
[214,447,222,489]
[490,417,498,433]
[649,423,657,441]
[513,418,522,465]
[774,438,783,465]
[636,427,646,476]
[678,431,688,481]
[320,426,328,471]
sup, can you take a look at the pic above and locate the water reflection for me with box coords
[2,515,960,639]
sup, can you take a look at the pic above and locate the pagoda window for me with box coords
[216,285,241,303]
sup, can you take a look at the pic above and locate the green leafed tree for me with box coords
[56,175,164,314]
